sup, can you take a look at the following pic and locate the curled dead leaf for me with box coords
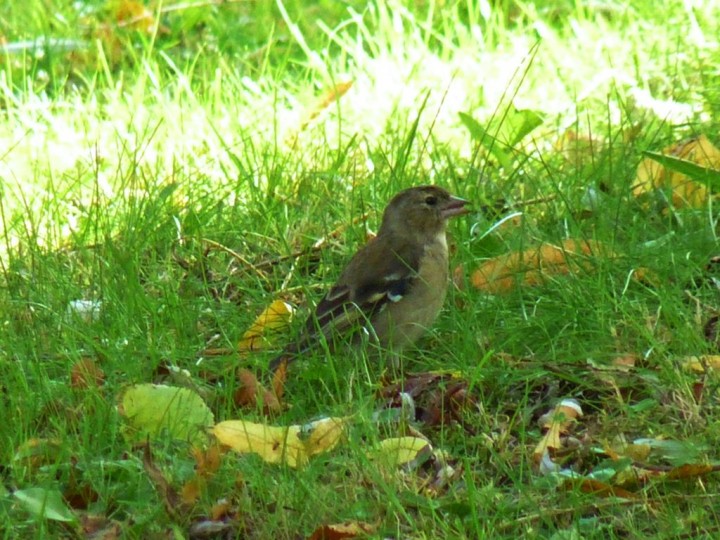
[233,368,282,414]
[533,399,583,468]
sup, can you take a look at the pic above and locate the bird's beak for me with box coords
[441,195,470,219]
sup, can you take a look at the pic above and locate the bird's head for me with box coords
[379,185,469,240]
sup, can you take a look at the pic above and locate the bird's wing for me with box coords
[270,236,421,369]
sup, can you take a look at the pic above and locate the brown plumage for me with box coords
[270,185,469,371]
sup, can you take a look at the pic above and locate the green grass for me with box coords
[2,0,720,537]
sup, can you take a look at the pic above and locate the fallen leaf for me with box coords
[632,438,708,466]
[233,368,282,414]
[79,514,122,539]
[308,520,375,540]
[370,437,431,467]
[212,416,346,468]
[633,135,720,208]
[682,355,720,373]
[13,487,76,522]
[470,239,606,294]
[271,360,288,400]
[180,476,204,506]
[533,399,583,468]
[561,478,636,499]
[666,463,720,480]
[188,519,237,537]
[604,439,652,462]
[191,444,224,477]
[114,0,156,32]
[119,384,214,445]
[210,498,235,521]
[377,371,479,428]
[13,438,64,470]
[611,354,638,370]
[64,464,99,510]
[554,129,603,166]
[70,357,105,389]
[238,300,294,353]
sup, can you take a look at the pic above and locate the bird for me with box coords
[270,185,469,371]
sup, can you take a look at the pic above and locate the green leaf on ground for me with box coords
[13,487,76,522]
[120,384,214,445]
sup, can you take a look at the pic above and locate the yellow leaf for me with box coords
[681,355,720,373]
[308,521,375,540]
[470,239,605,294]
[238,300,294,353]
[114,0,156,32]
[370,436,431,467]
[212,417,345,468]
[633,135,720,208]
[666,463,719,480]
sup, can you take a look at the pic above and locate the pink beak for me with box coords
[441,195,470,219]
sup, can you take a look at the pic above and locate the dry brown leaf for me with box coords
[13,438,64,470]
[79,514,122,540]
[238,300,294,354]
[308,521,375,540]
[611,354,638,371]
[666,463,720,480]
[378,371,478,427]
[470,239,606,294]
[180,476,205,506]
[210,498,235,521]
[561,477,636,499]
[271,360,288,400]
[633,135,720,208]
[63,464,100,510]
[233,368,282,414]
[70,357,105,389]
[182,444,226,503]
[533,399,583,466]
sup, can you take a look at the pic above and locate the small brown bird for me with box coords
[270,185,469,371]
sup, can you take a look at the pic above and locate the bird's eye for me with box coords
[425,195,438,206]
